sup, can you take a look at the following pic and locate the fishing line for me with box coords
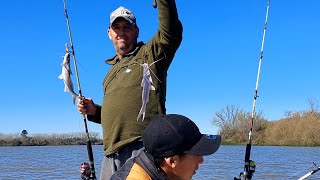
[62,0,96,179]
[235,1,270,180]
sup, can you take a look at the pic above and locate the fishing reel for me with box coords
[80,162,95,180]
[234,160,256,180]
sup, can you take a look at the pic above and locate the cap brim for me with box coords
[184,135,221,156]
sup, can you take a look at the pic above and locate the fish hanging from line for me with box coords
[137,57,163,121]
[58,43,79,104]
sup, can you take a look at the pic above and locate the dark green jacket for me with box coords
[88,0,183,156]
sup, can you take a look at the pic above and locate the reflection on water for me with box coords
[0,145,319,179]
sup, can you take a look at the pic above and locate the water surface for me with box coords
[0,145,319,179]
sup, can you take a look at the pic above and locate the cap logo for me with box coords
[115,9,130,16]
[205,134,218,140]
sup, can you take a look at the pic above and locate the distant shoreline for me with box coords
[0,132,103,146]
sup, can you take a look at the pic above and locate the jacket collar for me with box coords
[135,151,168,180]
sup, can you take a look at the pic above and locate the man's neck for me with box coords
[116,41,142,60]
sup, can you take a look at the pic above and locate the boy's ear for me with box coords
[163,155,179,168]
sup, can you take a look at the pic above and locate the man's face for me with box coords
[108,18,139,56]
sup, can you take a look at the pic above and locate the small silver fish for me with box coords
[137,58,163,121]
[137,63,155,121]
[58,43,78,104]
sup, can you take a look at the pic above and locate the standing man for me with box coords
[77,0,183,179]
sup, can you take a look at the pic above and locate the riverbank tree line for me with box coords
[211,99,320,146]
[1,100,319,147]
[0,132,102,146]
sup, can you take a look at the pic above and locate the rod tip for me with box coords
[153,0,157,8]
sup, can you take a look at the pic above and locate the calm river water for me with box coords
[0,145,319,179]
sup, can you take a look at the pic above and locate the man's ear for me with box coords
[135,26,139,39]
[107,29,111,40]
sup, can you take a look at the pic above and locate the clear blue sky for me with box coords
[1,0,319,136]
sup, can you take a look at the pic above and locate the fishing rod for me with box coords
[298,162,320,180]
[62,0,96,179]
[234,0,270,180]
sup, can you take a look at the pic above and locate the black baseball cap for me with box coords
[142,114,221,158]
